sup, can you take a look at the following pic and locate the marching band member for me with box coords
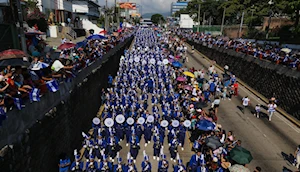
[125,153,137,172]
[174,159,187,172]
[129,130,140,163]
[113,153,126,172]
[169,135,179,162]
[141,151,152,172]
[99,155,113,172]
[85,150,98,172]
[70,150,83,172]
[158,154,169,172]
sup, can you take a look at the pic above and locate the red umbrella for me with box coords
[99,30,107,34]
[0,49,30,66]
[176,76,186,82]
[184,85,193,91]
[58,42,76,50]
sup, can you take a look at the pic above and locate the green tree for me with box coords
[151,14,165,24]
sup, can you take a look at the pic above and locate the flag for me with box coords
[46,80,59,92]
[13,98,22,110]
[30,88,40,102]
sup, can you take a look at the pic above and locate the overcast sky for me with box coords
[98,0,176,14]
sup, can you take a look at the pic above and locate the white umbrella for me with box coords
[281,48,292,54]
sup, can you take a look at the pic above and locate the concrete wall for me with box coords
[0,37,133,172]
[187,40,300,121]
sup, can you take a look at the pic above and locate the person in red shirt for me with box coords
[233,82,239,96]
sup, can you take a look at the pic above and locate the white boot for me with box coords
[134,159,136,163]
[145,143,147,147]
[126,143,128,146]
[182,147,184,151]
[153,156,156,160]
[157,157,159,161]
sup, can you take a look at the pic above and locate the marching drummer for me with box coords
[136,117,145,141]
[92,117,101,139]
[125,118,134,146]
[115,122,125,141]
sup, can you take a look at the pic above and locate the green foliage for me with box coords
[176,0,300,26]
[26,0,38,11]
[151,14,165,24]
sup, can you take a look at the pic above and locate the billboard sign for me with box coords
[119,2,136,10]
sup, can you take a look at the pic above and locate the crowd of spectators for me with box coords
[0,28,135,123]
[176,30,300,70]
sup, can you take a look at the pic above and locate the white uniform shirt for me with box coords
[242,97,250,106]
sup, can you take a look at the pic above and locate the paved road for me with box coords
[184,44,300,172]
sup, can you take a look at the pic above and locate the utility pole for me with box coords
[105,0,108,31]
[220,7,226,35]
[16,0,27,53]
[116,0,120,29]
[197,3,201,32]
[202,12,205,26]
[238,11,244,38]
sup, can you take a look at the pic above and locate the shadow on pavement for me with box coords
[281,152,295,166]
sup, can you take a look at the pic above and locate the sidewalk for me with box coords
[44,36,86,59]
[45,36,86,50]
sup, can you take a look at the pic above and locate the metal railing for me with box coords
[67,28,77,40]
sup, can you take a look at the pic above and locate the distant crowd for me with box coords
[177,30,300,70]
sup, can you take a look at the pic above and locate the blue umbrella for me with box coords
[75,41,87,49]
[172,61,182,68]
[196,119,215,131]
[32,51,41,57]
[86,34,107,40]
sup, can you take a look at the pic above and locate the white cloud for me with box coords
[98,0,177,14]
